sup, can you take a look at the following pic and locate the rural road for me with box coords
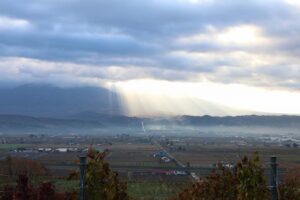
[154,140,200,182]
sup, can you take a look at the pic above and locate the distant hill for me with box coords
[0,114,105,133]
[173,115,300,127]
[67,111,141,125]
[0,113,144,134]
[1,113,300,134]
[0,84,122,117]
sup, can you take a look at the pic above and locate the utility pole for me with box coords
[79,155,87,200]
[270,156,278,200]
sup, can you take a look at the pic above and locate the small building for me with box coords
[174,170,188,176]
[161,156,171,163]
[153,151,167,158]
[67,147,79,152]
[56,148,68,153]
[45,148,52,152]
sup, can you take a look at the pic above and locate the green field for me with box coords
[0,144,31,150]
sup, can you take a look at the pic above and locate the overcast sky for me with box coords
[1,0,300,116]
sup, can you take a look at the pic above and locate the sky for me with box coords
[1,0,300,116]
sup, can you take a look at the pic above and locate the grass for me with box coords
[29,176,79,192]
[127,181,189,200]
[51,179,79,192]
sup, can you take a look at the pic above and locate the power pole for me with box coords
[270,156,278,200]
[79,155,87,200]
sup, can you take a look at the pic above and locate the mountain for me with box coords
[0,84,122,117]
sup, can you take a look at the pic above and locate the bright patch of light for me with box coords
[217,25,267,46]
[285,0,300,7]
[112,79,300,117]
[177,25,270,47]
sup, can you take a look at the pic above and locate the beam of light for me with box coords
[108,79,300,117]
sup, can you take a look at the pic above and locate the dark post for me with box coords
[270,156,278,200]
[79,156,87,200]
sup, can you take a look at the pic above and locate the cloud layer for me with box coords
[1,0,300,88]
[1,0,300,115]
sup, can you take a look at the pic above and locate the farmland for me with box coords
[0,133,300,199]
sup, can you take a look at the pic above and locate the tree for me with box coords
[237,152,269,200]
[84,148,129,200]
[172,153,270,200]
[13,174,35,200]
[278,167,300,200]
[3,156,48,176]
[37,182,55,200]
[0,185,14,200]
[175,170,237,200]
[0,174,77,200]
[172,168,238,200]
[67,148,130,200]
[5,155,13,177]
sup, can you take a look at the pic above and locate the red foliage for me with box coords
[13,174,35,200]
[0,185,14,200]
[2,156,48,177]
[278,167,300,200]
[0,175,77,200]
[172,169,238,200]
[172,153,270,200]
[37,182,55,200]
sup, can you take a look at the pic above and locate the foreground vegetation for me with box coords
[0,150,300,200]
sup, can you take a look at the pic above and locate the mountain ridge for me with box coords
[1,112,300,131]
[0,84,122,117]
